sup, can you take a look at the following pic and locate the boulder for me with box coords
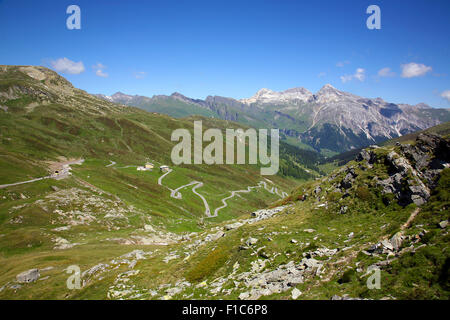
[381,239,394,251]
[239,292,250,300]
[390,232,403,251]
[291,288,302,300]
[224,222,243,231]
[16,269,40,283]
[439,220,448,229]
[246,237,258,246]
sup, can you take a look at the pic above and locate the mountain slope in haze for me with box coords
[97,85,450,155]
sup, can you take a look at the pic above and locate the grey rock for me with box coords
[246,237,258,246]
[291,288,302,299]
[224,222,243,231]
[16,269,40,283]
[390,232,403,251]
[356,149,376,164]
[439,220,448,229]
[339,206,348,214]
[381,239,394,251]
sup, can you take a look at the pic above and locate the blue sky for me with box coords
[0,0,449,107]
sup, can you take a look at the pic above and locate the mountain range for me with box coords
[1,65,449,300]
[96,85,450,156]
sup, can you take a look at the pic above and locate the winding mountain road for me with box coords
[157,169,211,216]
[211,181,287,217]
[157,169,287,218]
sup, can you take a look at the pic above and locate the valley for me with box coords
[0,65,448,301]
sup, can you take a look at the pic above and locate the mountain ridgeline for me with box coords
[96,86,450,156]
[1,65,449,300]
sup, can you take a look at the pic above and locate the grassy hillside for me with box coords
[2,127,447,300]
[0,65,301,297]
[1,66,447,300]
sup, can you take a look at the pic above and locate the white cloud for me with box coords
[401,62,432,78]
[378,67,396,77]
[354,68,365,81]
[336,61,350,67]
[93,63,109,78]
[340,75,352,83]
[133,71,147,79]
[50,57,85,74]
[441,90,450,102]
[317,72,326,78]
[340,68,365,83]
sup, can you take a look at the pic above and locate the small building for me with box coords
[160,165,170,172]
[145,162,154,170]
[137,162,154,171]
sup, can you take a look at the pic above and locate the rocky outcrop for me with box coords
[376,150,431,206]
[16,269,40,283]
[356,148,377,165]
[356,133,449,207]
[400,133,450,188]
[338,167,358,190]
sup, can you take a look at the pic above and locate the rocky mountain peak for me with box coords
[415,103,432,109]
[317,84,342,96]
[321,83,337,90]
[171,92,188,99]
[241,87,312,105]
[110,92,134,102]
